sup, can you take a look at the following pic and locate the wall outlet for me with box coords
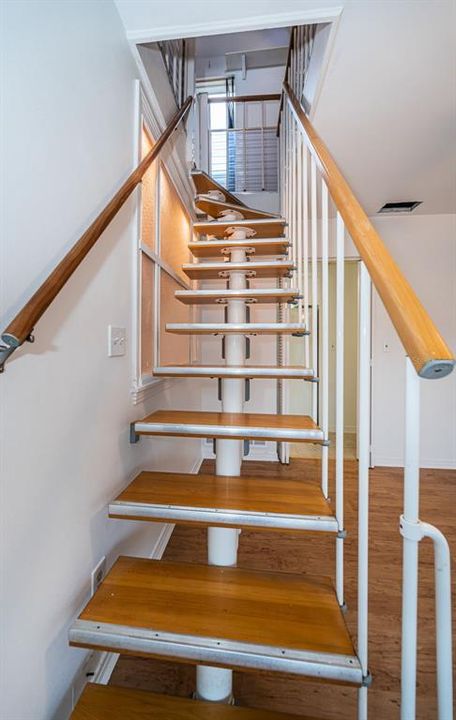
[91,556,106,596]
[108,326,126,357]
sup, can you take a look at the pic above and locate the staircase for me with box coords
[69,171,361,717]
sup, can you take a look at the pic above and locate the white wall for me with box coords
[0,3,201,719]
[371,213,456,468]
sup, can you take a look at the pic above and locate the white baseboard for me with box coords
[373,455,456,470]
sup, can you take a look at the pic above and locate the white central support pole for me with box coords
[357,261,371,719]
[197,222,248,704]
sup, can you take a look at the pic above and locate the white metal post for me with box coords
[198,228,248,704]
[400,357,453,720]
[421,522,453,720]
[321,180,329,498]
[335,211,345,606]
[400,356,420,720]
[357,261,371,719]
[310,156,318,422]
[303,145,309,364]
[296,133,303,317]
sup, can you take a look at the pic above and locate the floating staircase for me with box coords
[71,170,359,717]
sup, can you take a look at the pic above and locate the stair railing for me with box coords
[0,96,193,373]
[280,77,454,720]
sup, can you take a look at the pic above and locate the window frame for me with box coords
[131,82,194,404]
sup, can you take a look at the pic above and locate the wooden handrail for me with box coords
[0,96,193,371]
[208,94,281,104]
[283,81,455,379]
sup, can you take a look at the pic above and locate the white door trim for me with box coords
[124,7,344,44]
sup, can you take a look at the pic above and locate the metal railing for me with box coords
[159,39,186,108]
[279,25,454,720]
[207,95,281,193]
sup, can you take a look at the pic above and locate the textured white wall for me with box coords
[0,2,201,718]
[371,213,456,468]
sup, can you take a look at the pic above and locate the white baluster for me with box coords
[357,261,371,719]
[310,156,318,422]
[321,180,329,498]
[400,356,420,720]
[296,133,303,321]
[303,145,309,363]
[335,211,345,607]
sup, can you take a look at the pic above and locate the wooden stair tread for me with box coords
[165,323,308,336]
[175,288,299,305]
[191,169,247,209]
[110,471,336,532]
[152,365,316,379]
[182,260,294,280]
[70,557,360,682]
[196,195,280,221]
[133,410,324,443]
[72,683,317,719]
[193,219,287,239]
[189,238,289,258]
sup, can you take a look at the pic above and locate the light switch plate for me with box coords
[108,326,126,357]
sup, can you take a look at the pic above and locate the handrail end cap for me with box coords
[419,359,455,380]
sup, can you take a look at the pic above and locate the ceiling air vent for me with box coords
[378,201,422,214]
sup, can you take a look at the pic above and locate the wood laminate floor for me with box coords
[110,458,456,720]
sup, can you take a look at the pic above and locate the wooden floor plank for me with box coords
[72,684,316,719]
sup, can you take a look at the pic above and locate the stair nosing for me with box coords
[193,218,287,228]
[69,618,362,683]
[109,500,338,532]
[152,365,316,379]
[134,419,323,443]
[165,323,309,336]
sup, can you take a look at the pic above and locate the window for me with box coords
[133,89,194,400]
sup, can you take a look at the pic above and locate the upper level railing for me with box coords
[0,96,193,373]
[159,39,186,108]
[198,93,281,194]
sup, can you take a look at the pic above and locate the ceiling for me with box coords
[115,0,456,215]
[194,27,290,58]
